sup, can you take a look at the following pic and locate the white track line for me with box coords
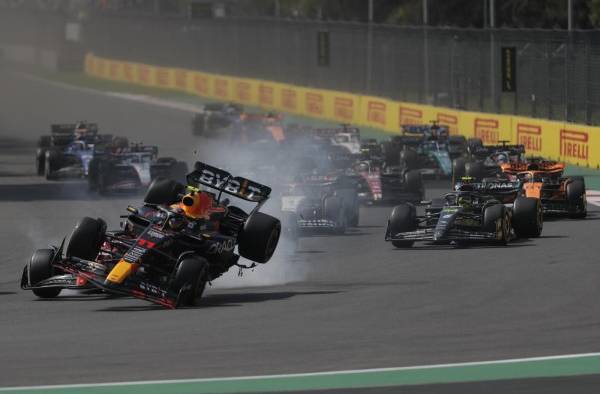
[1,352,600,391]
[586,190,600,207]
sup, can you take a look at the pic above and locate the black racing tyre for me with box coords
[467,137,483,154]
[512,197,543,238]
[238,212,281,263]
[399,149,419,170]
[324,196,346,234]
[66,217,107,261]
[38,135,51,148]
[452,158,466,184]
[35,148,46,176]
[171,256,208,307]
[144,177,185,205]
[44,150,57,180]
[387,204,417,248]
[449,135,467,145]
[464,161,485,181]
[404,169,423,194]
[483,204,509,245]
[170,161,189,184]
[566,179,587,218]
[28,248,61,298]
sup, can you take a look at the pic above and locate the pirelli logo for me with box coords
[560,129,589,160]
[155,68,169,86]
[334,97,354,121]
[474,118,499,144]
[137,65,150,84]
[214,78,229,98]
[305,93,324,115]
[174,70,187,90]
[194,74,209,95]
[399,106,423,125]
[436,113,458,135]
[235,81,251,102]
[517,123,542,152]
[367,101,386,125]
[281,89,297,110]
[259,85,274,106]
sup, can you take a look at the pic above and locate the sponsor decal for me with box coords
[399,106,423,125]
[235,81,251,102]
[517,123,542,152]
[305,92,324,115]
[139,282,167,298]
[123,63,134,82]
[146,229,165,239]
[334,97,354,121]
[137,65,150,84]
[137,239,156,249]
[193,74,209,95]
[155,68,169,87]
[174,70,187,90]
[259,85,274,106]
[474,118,500,144]
[486,182,518,190]
[198,169,261,199]
[367,101,386,125]
[109,62,119,79]
[437,113,458,135]
[208,239,235,254]
[214,78,229,98]
[560,129,589,160]
[281,88,297,110]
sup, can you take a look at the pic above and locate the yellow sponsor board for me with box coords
[84,53,600,168]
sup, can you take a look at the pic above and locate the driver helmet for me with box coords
[180,191,215,219]
[494,152,509,164]
[74,122,89,139]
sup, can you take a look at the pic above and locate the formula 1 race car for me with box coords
[354,161,423,204]
[500,159,587,218]
[312,125,361,155]
[88,143,188,194]
[191,102,243,136]
[280,174,360,235]
[385,189,542,248]
[21,162,281,308]
[35,122,114,180]
[452,142,526,183]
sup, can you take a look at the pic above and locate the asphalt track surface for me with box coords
[1,68,600,391]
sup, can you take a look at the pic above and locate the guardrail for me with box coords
[85,53,599,169]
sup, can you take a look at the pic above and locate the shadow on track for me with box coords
[0,291,16,295]
[0,183,143,201]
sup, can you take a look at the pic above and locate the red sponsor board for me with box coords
[334,97,354,121]
[155,68,169,87]
[399,106,423,125]
[235,81,251,102]
[436,113,458,135]
[281,88,297,111]
[474,118,499,144]
[259,85,274,106]
[214,78,228,98]
[193,74,209,95]
[137,65,150,84]
[367,101,386,125]
[305,93,324,116]
[123,63,134,82]
[109,62,119,79]
[517,123,542,152]
[174,70,187,90]
[560,129,589,160]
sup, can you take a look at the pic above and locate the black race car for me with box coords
[88,143,188,194]
[385,188,542,248]
[191,102,243,136]
[21,162,281,308]
[354,161,423,204]
[452,142,526,182]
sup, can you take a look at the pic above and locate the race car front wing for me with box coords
[386,228,498,242]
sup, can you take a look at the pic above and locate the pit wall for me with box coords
[84,53,599,169]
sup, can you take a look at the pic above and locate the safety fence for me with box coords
[85,53,599,169]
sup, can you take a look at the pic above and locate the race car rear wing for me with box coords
[187,162,271,203]
[401,124,449,137]
[313,124,360,137]
[472,144,525,158]
[51,123,99,134]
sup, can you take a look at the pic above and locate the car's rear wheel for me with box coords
[172,256,208,307]
[566,178,587,218]
[28,249,61,298]
[144,177,185,205]
[452,158,466,184]
[238,213,281,263]
[464,161,485,181]
[324,197,346,234]
[35,148,46,176]
[387,204,417,248]
[400,149,419,170]
[66,217,107,261]
[512,197,543,238]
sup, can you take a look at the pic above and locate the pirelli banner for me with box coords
[84,53,600,169]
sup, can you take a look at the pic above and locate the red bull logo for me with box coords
[436,113,458,135]
[517,123,542,152]
[367,101,386,125]
[474,118,499,144]
[174,70,187,90]
[214,78,229,98]
[560,129,589,160]
[194,74,209,95]
[334,97,354,121]
[155,68,169,87]
[399,106,423,125]
[305,93,324,115]
[281,89,297,111]
[235,82,251,102]
[259,85,274,106]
